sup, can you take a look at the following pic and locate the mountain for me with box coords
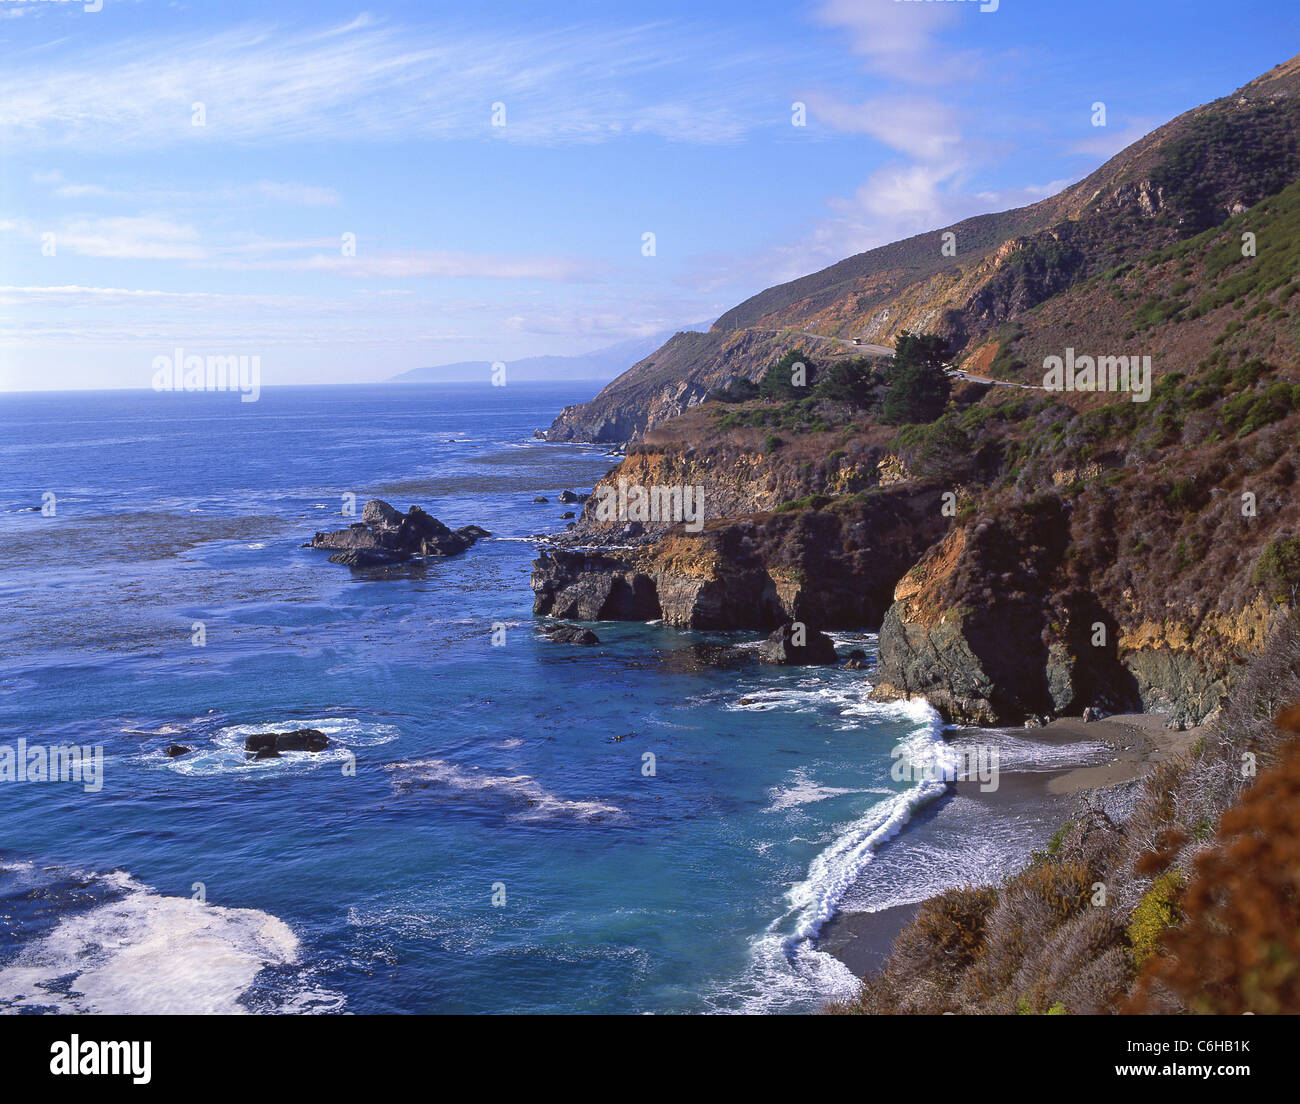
[533,50,1300,729]
[545,54,1300,442]
[388,327,709,384]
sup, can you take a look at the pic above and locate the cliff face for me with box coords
[532,54,1300,728]
[546,55,1300,444]
[534,487,948,632]
[870,504,1286,727]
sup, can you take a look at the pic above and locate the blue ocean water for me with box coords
[0,383,1102,1014]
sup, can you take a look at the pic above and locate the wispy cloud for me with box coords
[208,249,597,281]
[802,91,964,161]
[32,169,342,208]
[0,16,812,148]
[809,0,986,84]
[1068,117,1161,159]
[1,212,590,279]
[55,216,206,260]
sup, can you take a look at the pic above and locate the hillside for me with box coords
[545,53,1300,443]
[533,53,1300,731]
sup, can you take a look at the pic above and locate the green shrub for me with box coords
[1252,536,1300,604]
[1129,871,1182,967]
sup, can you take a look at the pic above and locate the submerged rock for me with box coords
[557,490,589,504]
[311,500,489,566]
[164,745,192,758]
[244,729,330,759]
[758,622,838,666]
[541,623,600,645]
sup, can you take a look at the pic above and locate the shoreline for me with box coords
[815,710,1206,980]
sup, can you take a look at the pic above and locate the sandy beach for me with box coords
[816,711,1206,979]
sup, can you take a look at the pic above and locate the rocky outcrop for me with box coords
[533,487,948,631]
[244,729,330,760]
[310,500,489,566]
[758,622,838,665]
[531,551,662,621]
[871,494,1285,727]
[540,623,601,645]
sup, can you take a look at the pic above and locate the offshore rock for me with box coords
[311,500,489,565]
[757,622,838,666]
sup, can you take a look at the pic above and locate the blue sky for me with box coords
[0,0,1295,391]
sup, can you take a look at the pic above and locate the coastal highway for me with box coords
[744,327,895,358]
[741,326,1046,390]
[946,368,1043,390]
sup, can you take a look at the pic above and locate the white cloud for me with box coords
[802,91,963,161]
[56,216,205,260]
[809,0,984,84]
[32,173,342,208]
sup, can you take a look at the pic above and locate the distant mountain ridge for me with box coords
[389,326,710,384]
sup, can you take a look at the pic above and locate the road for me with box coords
[742,326,1045,390]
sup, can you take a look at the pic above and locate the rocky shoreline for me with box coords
[526,458,1266,731]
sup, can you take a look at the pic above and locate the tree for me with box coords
[882,331,952,425]
[759,349,816,401]
[813,358,880,408]
[711,377,760,403]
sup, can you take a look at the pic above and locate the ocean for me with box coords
[0,382,1110,1014]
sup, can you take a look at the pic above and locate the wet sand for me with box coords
[817,711,1206,978]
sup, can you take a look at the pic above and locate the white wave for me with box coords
[949,729,1112,772]
[712,698,951,1012]
[159,716,398,777]
[765,767,882,812]
[387,758,626,824]
[825,631,878,649]
[728,680,891,728]
[0,865,340,1015]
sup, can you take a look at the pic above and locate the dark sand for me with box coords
[816,711,1206,979]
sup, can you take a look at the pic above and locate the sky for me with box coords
[0,0,1296,391]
